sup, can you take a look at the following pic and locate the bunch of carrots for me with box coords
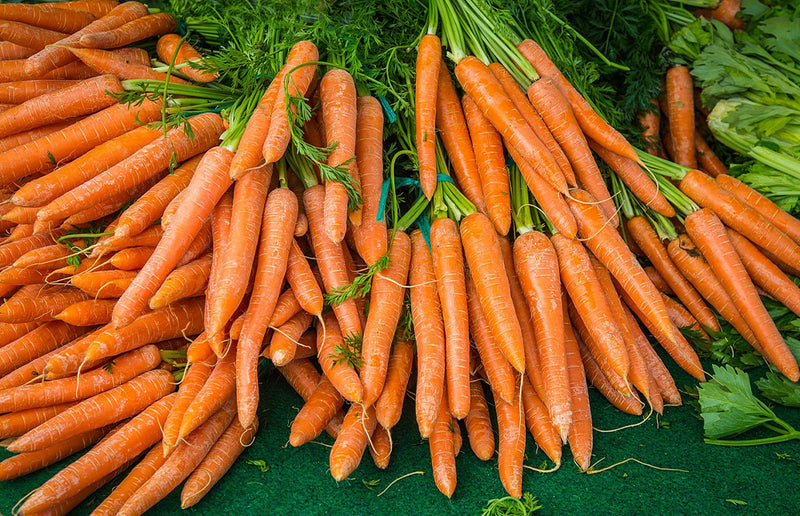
[0,0,798,513]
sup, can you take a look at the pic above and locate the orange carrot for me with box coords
[374,338,414,429]
[665,66,696,168]
[0,402,75,440]
[149,253,211,310]
[116,396,236,516]
[18,393,176,514]
[519,376,562,466]
[80,13,176,48]
[577,336,642,415]
[180,417,259,509]
[0,3,95,33]
[563,312,592,470]
[92,444,168,516]
[0,117,80,153]
[0,287,87,323]
[109,247,156,271]
[8,369,175,453]
[329,404,377,482]
[437,60,486,214]
[289,375,343,447]
[0,321,39,348]
[0,41,34,60]
[0,20,67,51]
[177,345,235,442]
[494,383,525,499]
[0,345,161,413]
[353,95,387,264]
[269,310,314,366]
[368,425,392,470]
[464,379,495,461]
[70,269,136,298]
[161,356,214,454]
[429,388,456,497]
[415,33,440,199]
[455,56,567,194]
[0,79,78,104]
[0,99,162,186]
[277,358,344,439]
[361,230,411,406]
[285,239,323,317]
[53,298,113,326]
[639,99,665,158]
[237,187,298,427]
[686,209,799,380]
[155,33,218,83]
[694,131,728,177]
[317,311,363,404]
[269,288,302,329]
[0,321,86,376]
[626,215,719,332]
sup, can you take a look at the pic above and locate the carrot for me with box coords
[639,99,665,158]
[0,4,95,33]
[694,131,727,177]
[0,41,35,60]
[353,95,387,264]
[329,403,377,482]
[108,247,155,271]
[0,426,109,481]
[519,376,562,466]
[708,0,745,31]
[429,217,471,419]
[0,118,80,154]
[728,228,800,318]
[269,310,314,366]
[24,464,127,516]
[0,99,162,186]
[265,327,316,361]
[3,204,41,225]
[454,56,567,194]
[0,266,57,285]
[0,402,75,440]
[0,287,87,323]
[88,298,204,361]
[368,425,392,470]
[54,300,113,329]
[155,33,218,83]
[494,383,525,499]
[228,72,282,181]
[206,164,270,337]
[0,20,67,52]
[551,233,630,382]
[149,253,211,310]
[437,61,486,214]
[497,238,545,402]
[80,12,175,48]
[62,175,163,229]
[506,142,577,238]
[0,74,122,139]
[621,303,681,405]
[304,184,362,339]
[686,209,799,380]
[408,230,446,437]
[513,230,571,441]
[70,269,136,298]
[8,369,175,453]
[180,416,258,509]
[0,321,39,348]
[19,393,176,514]
[0,336,93,390]
[568,189,675,345]
[0,59,93,83]
[415,33,440,199]
[317,311,363,403]
[0,345,160,414]
[68,45,189,84]
[93,226,164,258]
[517,39,640,163]
[466,271,516,404]
[576,336,642,415]
[202,190,231,346]
[562,312,592,470]
[0,80,78,104]
[24,1,150,77]
[92,444,167,516]
[462,378,494,461]
[626,215,719,332]
[661,293,709,341]
[269,288,302,329]
[285,239,323,316]
[664,66,697,168]
[38,1,118,18]
[667,234,763,353]
[0,321,86,376]
[361,231,411,406]
[161,357,214,454]
[176,215,213,268]
[12,242,73,270]
[370,338,413,430]
[461,212,525,373]
[177,345,236,442]
[236,187,297,427]
[715,173,800,246]
[429,388,456,497]
[277,358,344,439]
[116,396,236,516]
[289,375,343,447]
[262,40,318,163]
[461,94,509,234]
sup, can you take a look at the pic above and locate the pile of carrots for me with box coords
[0,0,798,513]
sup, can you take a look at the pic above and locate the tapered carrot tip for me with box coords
[271,349,290,367]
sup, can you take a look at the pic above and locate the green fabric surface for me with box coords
[1,357,799,516]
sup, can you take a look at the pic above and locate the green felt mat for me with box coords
[2,358,799,516]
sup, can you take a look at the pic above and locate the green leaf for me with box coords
[480,493,542,515]
[247,459,270,473]
[756,372,800,407]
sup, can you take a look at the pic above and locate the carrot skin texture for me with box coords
[289,376,343,447]
[116,396,237,516]
[454,56,567,195]
[278,358,344,439]
[0,4,95,33]
[161,357,214,454]
[461,213,526,373]
[665,66,696,168]
[519,376,562,466]
[0,403,76,440]
[18,393,176,514]
[286,240,323,316]
[268,310,314,366]
[317,311,363,403]
[180,417,259,509]
[429,389,457,498]
[464,379,495,461]
[79,13,176,48]
[513,231,571,442]
[7,369,175,453]
[155,33,218,83]
[0,321,87,377]
[430,217,471,419]
[237,188,298,428]
[686,209,799,381]
[329,404,377,481]
[177,345,236,441]
[694,131,728,177]
[92,444,168,516]
[415,34,440,199]
[375,339,415,430]
[495,385,525,499]
[563,314,592,470]
[361,230,411,406]
[409,230,446,438]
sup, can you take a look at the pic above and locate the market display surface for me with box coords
[1,0,800,514]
